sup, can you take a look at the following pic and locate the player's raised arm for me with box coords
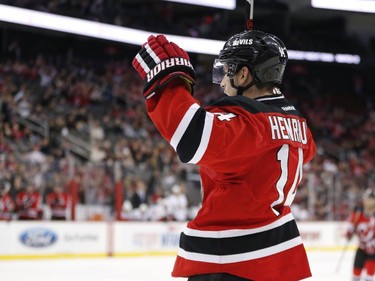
[132,35,217,165]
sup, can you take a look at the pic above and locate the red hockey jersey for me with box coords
[15,191,42,220]
[347,209,375,254]
[46,191,69,219]
[147,81,316,281]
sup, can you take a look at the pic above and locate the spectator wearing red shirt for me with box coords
[46,185,70,220]
[15,182,43,220]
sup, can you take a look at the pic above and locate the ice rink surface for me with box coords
[0,250,356,281]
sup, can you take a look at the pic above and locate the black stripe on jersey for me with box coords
[176,107,206,163]
[179,219,300,256]
[139,47,157,69]
[209,95,302,117]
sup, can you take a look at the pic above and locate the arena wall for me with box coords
[0,221,356,259]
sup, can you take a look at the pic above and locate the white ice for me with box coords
[0,250,356,281]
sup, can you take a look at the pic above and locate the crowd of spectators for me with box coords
[0,1,374,222]
[0,49,211,221]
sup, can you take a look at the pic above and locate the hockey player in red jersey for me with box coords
[346,189,375,281]
[132,29,316,281]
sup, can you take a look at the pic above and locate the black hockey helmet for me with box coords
[212,30,288,88]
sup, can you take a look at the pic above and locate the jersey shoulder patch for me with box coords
[212,112,237,122]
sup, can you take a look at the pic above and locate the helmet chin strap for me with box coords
[229,78,257,96]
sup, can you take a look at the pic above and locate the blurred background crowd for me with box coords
[0,0,374,222]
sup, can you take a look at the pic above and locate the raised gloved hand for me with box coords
[132,35,196,99]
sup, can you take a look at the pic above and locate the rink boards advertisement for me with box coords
[0,222,108,258]
[113,222,184,256]
[0,221,354,259]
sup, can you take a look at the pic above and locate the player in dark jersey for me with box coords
[132,29,316,281]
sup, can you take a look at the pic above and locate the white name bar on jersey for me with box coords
[268,115,307,144]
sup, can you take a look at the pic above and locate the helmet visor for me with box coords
[212,59,226,84]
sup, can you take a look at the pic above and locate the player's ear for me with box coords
[238,66,252,85]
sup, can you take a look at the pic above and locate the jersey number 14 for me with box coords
[271,144,303,216]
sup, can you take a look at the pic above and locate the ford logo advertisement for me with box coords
[19,228,58,248]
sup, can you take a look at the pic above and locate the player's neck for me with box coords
[243,86,274,99]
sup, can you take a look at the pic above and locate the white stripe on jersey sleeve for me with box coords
[170,103,200,150]
[188,112,214,164]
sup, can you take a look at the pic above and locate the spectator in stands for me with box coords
[148,197,168,221]
[0,132,12,154]
[134,203,150,221]
[164,184,188,221]
[46,184,70,220]
[17,95,32,118]
[129,178,147,209]
[120,200,133,221]
[25,144,47,165]
[15,182,43,220]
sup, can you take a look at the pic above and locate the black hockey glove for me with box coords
[132,35,196,99]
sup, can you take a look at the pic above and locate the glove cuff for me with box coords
[143,58,196,98]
